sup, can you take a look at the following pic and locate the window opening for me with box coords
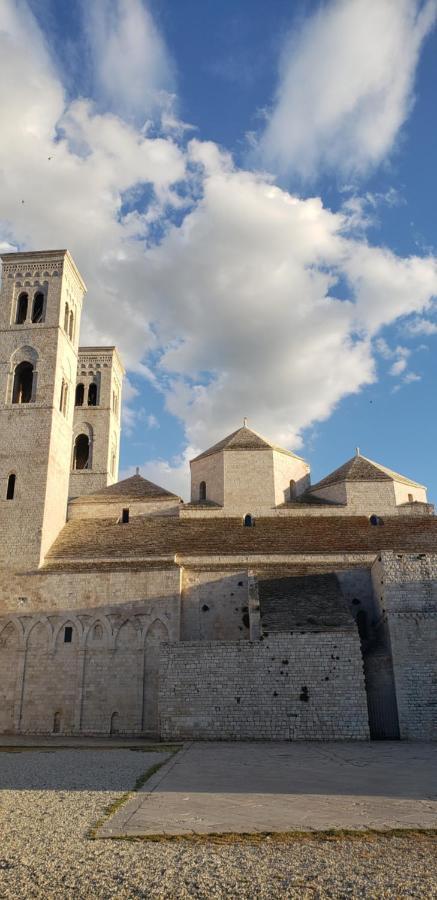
[16,292,28,324]
[110,711,119,735]
[12,361,34,404]
[31,292,44,323]
[68,310,74,341]
[75,383,84,406]
[369,514,384,526]
[289,479,296,501]
[408,493,414,502]
[53,711,61,734]
[244,513,254,527]
[199,480,206,501]
[73,434,90,470]
[64,626,73,643]
[6,474,16,500]
[88,382,98,406]
[64,303,69,333]
[121,508,129,523]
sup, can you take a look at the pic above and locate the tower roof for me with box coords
[308,453,425,493]
[191,425,305,463]
[70,474,181,504]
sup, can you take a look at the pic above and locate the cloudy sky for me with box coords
[1,0,437,499]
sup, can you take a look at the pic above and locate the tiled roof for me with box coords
[191,425,304,462]
[69,474,180,504]
[45,514,437,563]
[309,454,425,493]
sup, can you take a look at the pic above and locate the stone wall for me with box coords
[159,633,369,740]
[378,551,437,740]
[180,569,250,640]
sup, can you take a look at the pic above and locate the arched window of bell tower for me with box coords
[64,303,69,333]
[12,361,34,404]
[88,382,98,406]
[75,383,84,406]
[73,433,91,470]
[31,292,44,323]
[16,292,28,324]
[68,310,74,341]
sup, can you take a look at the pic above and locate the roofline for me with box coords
[1,249,87,293]
[78,346,125,374]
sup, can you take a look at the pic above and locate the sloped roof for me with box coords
[69,474,180,504]
[308,454,425,493]
[191,425,304,462]
[44,514,437,566]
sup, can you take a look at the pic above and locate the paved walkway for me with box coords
[98,741,437,837]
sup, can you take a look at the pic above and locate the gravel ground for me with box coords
[0,749,436,900]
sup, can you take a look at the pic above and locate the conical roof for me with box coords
[70,474,180,504]
[309,453,425,493]
[191,425,304,462]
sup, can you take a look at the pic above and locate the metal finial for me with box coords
[243,417,248,427]
[136,466,140,475]
[355,447,360,456]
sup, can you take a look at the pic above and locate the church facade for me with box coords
[0,249,436,741]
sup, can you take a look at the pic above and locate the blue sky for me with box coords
[2,0,437,499]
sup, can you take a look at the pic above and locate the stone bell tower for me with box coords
[0,250,86,570]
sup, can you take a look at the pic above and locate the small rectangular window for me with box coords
[122,508,129,524]
[64,626,73,643]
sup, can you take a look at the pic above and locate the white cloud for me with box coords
[82,0,175,121]
[258,0,437,179]
[122,445,197,499]
[1,1,437,471]
[404,316,437,335]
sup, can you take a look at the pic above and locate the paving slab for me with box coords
[97,741,437,837]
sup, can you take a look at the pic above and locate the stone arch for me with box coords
[0,621,21,733]
[85,617,111,647]
[115,619,138,649]
[0,620,20,649]
[9,346,38,404]
[72,422,93,471]
[54,619,79,650]
[26,620,50,650]
[143,619,169,735]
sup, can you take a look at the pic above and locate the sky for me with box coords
[1,0,437,500]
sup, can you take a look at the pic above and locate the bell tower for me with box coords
[0,250,86,570]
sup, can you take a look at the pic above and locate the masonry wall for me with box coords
[159,632,370,740]
[379,551,437,740]
[180,569,250,640]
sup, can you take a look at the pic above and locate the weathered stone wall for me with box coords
[159,633,369,740]
[0,564,180,735]
[379,551,437,740]
[180,569,250,640]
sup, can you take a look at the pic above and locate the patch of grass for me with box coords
[89,749,179,840]
[97,828,437,845]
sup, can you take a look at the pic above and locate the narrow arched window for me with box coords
[199,481,206,501]
[289,479,296,501]
[16,292,28,324]
[31,291,44,323]
[62,382,68,417]
[68,310,74,341]
[75,383,84,406]
[88,382,98,406]
[6,474,16,500]
[53,711,61,734]
[408,493,414,503]
[110,711,119,735]
[12,361,34,404]
[244,513,254,527]
[73,433,90,470]
[64,303,69,333]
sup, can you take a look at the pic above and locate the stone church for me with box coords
[0,249,436,741]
